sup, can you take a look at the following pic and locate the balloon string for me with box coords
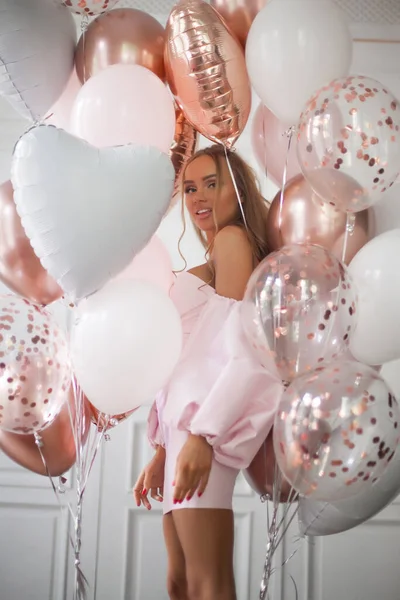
[67,380,110,600]
[300,500,329,537]
[224,145,249,232]
[278,127,295,239]
[81,15,89,83]
[262,106,268,183]
[341,213,356,263]
[259,460,300,600]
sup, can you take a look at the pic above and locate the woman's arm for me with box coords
[213,225,254,300]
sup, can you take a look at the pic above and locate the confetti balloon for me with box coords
[241,243,358,383]
[297,75,400,213]
[273,360,400,501]
[59,0,119,17]
[0,295,71,435]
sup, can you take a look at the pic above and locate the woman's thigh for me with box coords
[172,508,236,599]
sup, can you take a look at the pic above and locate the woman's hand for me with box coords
[133,446,166,510]
[173,434,213,503]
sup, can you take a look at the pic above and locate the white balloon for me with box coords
[371,179,400,236]
[246,0,352,124]
[349,230,400,365]
[11,125,175,301]
[0,0,76,121]
[299,447,400,536]
[71,280,182,415]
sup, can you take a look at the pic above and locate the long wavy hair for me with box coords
[178,145,270,272]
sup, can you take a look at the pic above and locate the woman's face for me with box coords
[183,155,239,234]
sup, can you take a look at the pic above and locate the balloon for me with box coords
[0,0,76,122]
[71,280,182,415]
[75,8,166,84]
[298,441,400,536]
[210,0,267,47]
[59,0,118,17]
[246,0,352,124]
[244,431,293,502]
[0,295,71,435]
[88,402,136,432]
[70,64,175,153]
[169,105,198,206]
[349,230,400,365]
[265,174,371,265]
[241,244,358,383]
[297,75,400,213]
[116,236,174,294]
[165,0,251,148]
[44,68,81,131]
[0,180,62,305]
[371,177,400,236]
[11,125,175,302]
[0,387,90,476]
[273,360,400,501]
[251,103,300,187]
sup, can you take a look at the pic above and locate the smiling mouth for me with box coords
[195,208,212,216]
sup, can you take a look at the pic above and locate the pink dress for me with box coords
[147,271,283,514]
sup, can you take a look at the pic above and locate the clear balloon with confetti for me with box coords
[297,75,400,213]
[241,243,358,384]
[0,296,71,435]
[58,0,119,17]
[273,360,400,501]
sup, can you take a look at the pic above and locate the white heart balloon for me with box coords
[0,0,76,121]
[11,125,175,301]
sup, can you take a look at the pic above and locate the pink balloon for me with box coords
[116,236,174,293]
[44,68,82,131]
[251,103,300,187]
[70,64,175,152]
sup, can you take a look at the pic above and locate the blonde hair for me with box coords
[178,145,270,272]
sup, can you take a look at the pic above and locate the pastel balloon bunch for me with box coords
[241,240,400,539]
[0,1,188,471]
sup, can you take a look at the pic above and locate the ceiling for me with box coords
[116,0,400,24]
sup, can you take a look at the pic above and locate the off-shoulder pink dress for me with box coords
[147,271,283,514]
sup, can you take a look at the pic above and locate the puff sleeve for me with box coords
[161,295,283,469]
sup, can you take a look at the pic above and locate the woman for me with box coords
[133,145,283,600]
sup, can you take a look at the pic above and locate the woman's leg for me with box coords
[163,512,189,600]
[172,508,236,600]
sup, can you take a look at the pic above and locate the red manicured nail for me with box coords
[186,495,192,501]
[198,492,203,497]
[142,489,147,495]
[173,499,178,505]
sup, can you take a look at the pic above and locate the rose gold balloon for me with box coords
[75,8,166,84]
[165,0,251,148]
[266,174,371,264]
[0,181,62,305]
[88,401,136,431]
[210,0,267,47]
[0,388,90,476]
[244,431,293,502]
[169,104,198,209]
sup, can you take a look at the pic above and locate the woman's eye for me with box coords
[185,186,196,194]
[207,181,216,189]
